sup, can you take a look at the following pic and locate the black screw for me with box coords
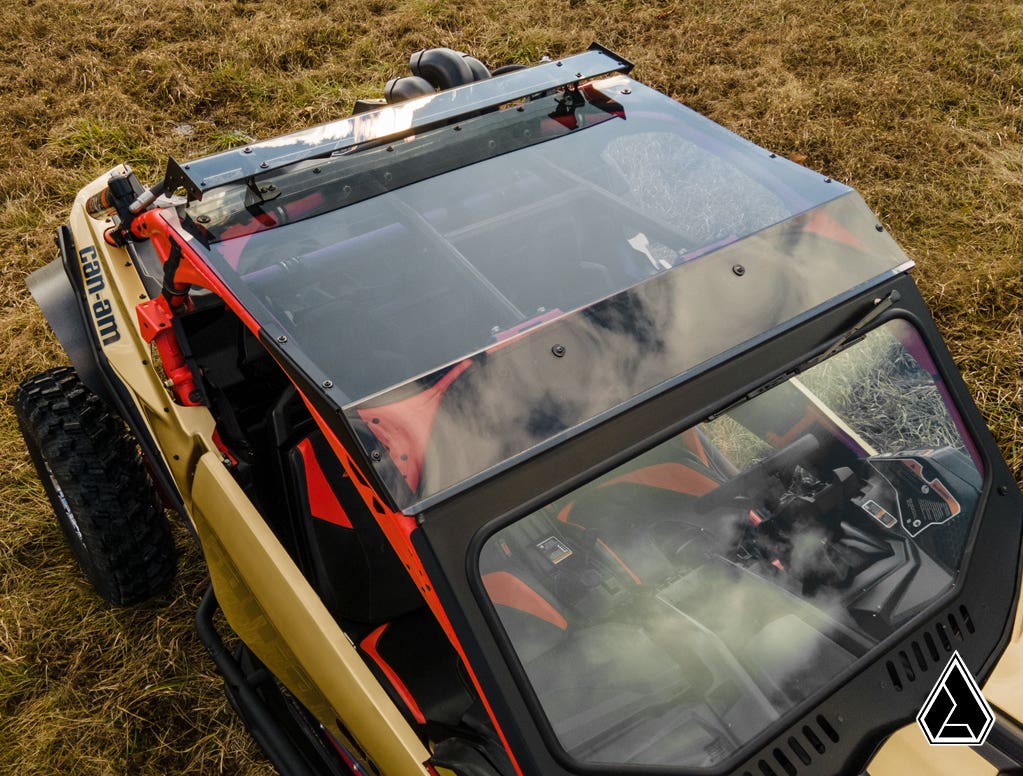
[371,450,383,462]
[188,390,203,403]
[875,224,884,232]
[386,145,394,152]
[998,485,1009,496]
[313,167,321,174]
[620,88,631,95]
[243,147,252,154]
[556,61,563,67]
[173,454,180,460]
[453,125,461,131]
[276,335,288,343]
[322,379,333,389]
[260,161,269,168]
[732,264,746,277]
[769,153,777,158]
[124,261,131,267]
[824,177,832,183]
[196,215,211,224]
[552,344,566,358]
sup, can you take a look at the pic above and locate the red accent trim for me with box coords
[355,360,472,492]
[321,728,365,775]
[596,539,641,585]
[765,409,819,449]
[216,192,328,268]
[299,397,526,776]
[136,296,174,343]
[803,208,864,250]
[482,572,567,630]
[296,438,353,528]
[211,429,238,466]
[602,462,719,496]
[135,296,201,406]
[680,428,709,468]
[133,209,525,776]
[131,210,261,332]
[360,624,427,725]
[555,501,586,531]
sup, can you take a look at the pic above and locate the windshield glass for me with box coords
[477,319,982,769]
[193,75,845,404]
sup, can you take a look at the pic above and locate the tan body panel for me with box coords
[869,725,996,775]
[191,452,430,774]
[67,170,430,774]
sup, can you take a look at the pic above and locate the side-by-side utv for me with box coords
[13,44,1023,776]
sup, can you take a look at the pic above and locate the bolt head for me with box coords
[276,335,288,343]
[322,379,333,389]
[551,344,567,358]
[732,264,746,277]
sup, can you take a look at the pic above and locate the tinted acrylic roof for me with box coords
[178,73,912,510]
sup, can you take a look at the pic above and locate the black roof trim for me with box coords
[163,44,633,201]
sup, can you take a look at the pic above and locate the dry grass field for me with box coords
[0,0,1020,773]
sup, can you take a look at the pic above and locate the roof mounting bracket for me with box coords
[163,44,633,201]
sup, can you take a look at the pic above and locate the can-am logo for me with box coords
[917,651,994,746]
[78,246,120,346]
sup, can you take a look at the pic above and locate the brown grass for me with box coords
[1,0,1020,773]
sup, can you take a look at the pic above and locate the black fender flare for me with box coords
[27,243,115,406]
[28,226,191,527]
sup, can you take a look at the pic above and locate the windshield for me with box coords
[192,75,845,405]
[477,319,982,769]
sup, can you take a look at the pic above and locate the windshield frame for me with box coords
[472,315,984,771]
[412,274,1020,776]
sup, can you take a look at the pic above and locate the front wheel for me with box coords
[13,366,176,605]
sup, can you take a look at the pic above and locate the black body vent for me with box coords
[885,604,975,692]
[742,715,841,776]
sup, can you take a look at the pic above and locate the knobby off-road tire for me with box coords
[13,366,176,605]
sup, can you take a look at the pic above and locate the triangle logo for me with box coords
[916,651,995,746]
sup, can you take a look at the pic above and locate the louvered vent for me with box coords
[741,715,841,776]
[885,604,975,692]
